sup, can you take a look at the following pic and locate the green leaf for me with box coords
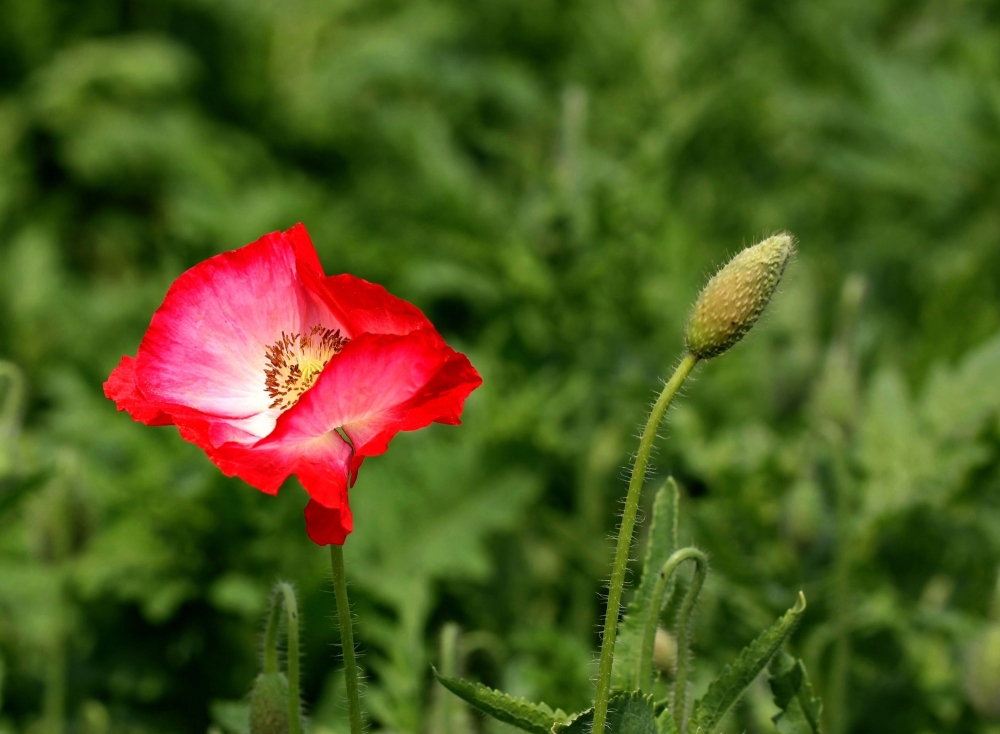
[432,668,566,734]
[689,592,807,734]
[613,478,680,690]
[209,700,250,734]
[656,706,679,734]
[553,691,658,734]
[768,652,823,734]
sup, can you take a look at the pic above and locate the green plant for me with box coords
[435,236,815,733]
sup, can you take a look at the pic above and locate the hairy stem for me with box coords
[263,590,282,675]
[262,583,302,734]
[671,550,707,733]
[637,547,708,694]
[280,583,302,734]
[593,353,698,733]
[331,545,363,734]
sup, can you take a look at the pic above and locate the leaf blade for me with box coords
[553,691,658,734]
[688,592,807,734]
[768,651,823,733]
[432,668,562,734]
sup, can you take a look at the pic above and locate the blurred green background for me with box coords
[2,0,1000,732]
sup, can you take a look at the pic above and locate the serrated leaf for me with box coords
[768,652,823,733]
[432,668,564,734]
[552,691,657,734]
[689,592,807,734]
[613,479,680,690]
[656,706,679,734]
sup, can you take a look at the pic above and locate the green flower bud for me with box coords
[249,673,292,734]
[653,627,677,677]
[686,233,794,359]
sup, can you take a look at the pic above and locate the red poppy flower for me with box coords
[104,224,482,545]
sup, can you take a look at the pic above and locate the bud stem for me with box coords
[637,547,708,697]
[330,545,363,734]
[262,583,302,734]
[668,549,707,732]
[593,352,698,733]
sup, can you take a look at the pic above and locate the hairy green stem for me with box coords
[637,547,707,694]
[263,591,282,676]
[331,545,363,734]
[280,584,301,734]
[593,353,698,733]
[671,550,707,732]
[262,583,302,734]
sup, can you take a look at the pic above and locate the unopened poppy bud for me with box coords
[249,673,291,734]
[653,627,677,676]
[686,233,794,359]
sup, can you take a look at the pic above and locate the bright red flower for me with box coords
[105,224,482,545]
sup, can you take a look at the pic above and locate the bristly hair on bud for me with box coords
[685,233,795,359]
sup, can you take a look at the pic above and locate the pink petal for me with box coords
[104,356,175,426]
[302,271,432,337]
[270,328,481,472]
[209,426,353,508]
[135,224,341,439]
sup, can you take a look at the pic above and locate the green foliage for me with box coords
[551,691,658,734]
[613,479,679,691]
[768,653,822,734]
[689,593,807,734]
[432,668,566,734]
[2,0,1000,732]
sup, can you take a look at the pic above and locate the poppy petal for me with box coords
[135,225,341,438]
[303,500,352,545]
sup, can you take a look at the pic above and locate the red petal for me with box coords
[208,427,353,504]
[104,355,175,426]
[135,224,340,440]
[304,500,352,545]
[301,271,432,338]
[272,328,481,470]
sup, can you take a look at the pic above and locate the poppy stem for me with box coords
[279,583,302,734]
[330,544,363,734]
[636,547,707,697]
[262,583,302,734]
[592,352,698,734]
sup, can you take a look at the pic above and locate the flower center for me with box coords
[264,325,349,410]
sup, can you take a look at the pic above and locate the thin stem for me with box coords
[593,353,698,733]
[637,547,707,694]
[278,583,302,734]
[263,591,282,675]
[671,551,707,733]
[331,545,363,734]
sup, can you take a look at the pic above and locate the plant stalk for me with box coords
[263,592,282,675]
[671,551,707,732]
[280,584,302,734]
[593,353,698,733]
[331,545,363,734]
[637,547,707,695]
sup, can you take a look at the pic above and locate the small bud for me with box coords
[653,627,677,676]
[686,233,794,359]
[249,673,291,734]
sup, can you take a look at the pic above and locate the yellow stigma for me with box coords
[264,325,349,410]
[685,233,794,359]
